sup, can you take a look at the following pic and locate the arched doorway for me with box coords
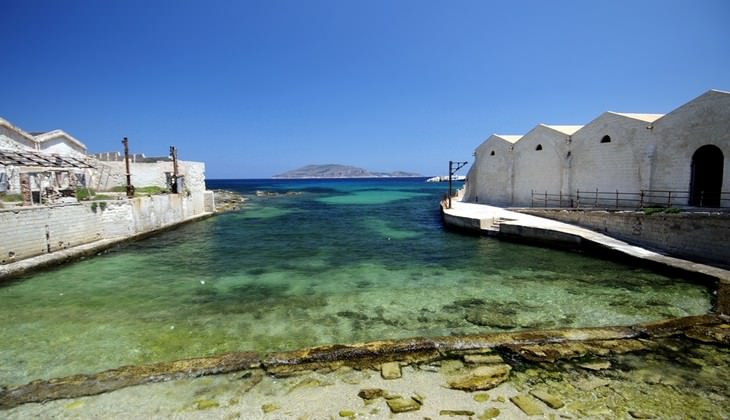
[689,145,724,207]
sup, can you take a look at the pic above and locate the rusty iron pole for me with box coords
[448,160,468,209]
[122,137,134,198]
[169,146,179,193]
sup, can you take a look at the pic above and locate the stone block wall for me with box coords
[0,204,103,264]
[518,209,730,266]
[0,192,210,265]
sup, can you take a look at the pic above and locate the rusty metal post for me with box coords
[447,160,468,209]
[122,137,134,198]
[169,146,179,193]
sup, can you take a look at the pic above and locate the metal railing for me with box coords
[531,189,730,209]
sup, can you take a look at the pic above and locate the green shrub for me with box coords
[135,186,167,195]
[642,207,681,215]
[0,193,23,202]
[76,188,95,201]
[94,194,114,200]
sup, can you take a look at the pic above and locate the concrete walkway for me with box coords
[442,200,730,313]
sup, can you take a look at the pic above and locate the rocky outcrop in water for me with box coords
[212,190,245,212]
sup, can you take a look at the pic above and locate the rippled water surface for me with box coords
[0,178,711,385]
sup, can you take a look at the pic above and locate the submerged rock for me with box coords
[440,409,475,416]
[381,362,402,379]
[357,388,386,400]
[473,392,490,402]
[529,389,564,409]
[261,403,280,413]
[510,394,543,416]
[386,396,421,413]
[447,364,511,391]
[479,407,501,419]
[194,399,219,410]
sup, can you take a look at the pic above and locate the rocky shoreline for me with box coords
[212,189,246,212]
[2,314,728,416]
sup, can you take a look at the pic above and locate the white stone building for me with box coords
[464,134,521,206]
[0,117,208,211]
[463,89,730,208]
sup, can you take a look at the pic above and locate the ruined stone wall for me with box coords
[94,160,206,193]
[518,209,730,266]
[0,193,210,265]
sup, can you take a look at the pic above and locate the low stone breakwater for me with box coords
[2,314,728,411]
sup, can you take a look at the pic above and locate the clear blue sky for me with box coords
[2,0,729,178]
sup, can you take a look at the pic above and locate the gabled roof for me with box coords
[494,134,522,144]
[0,117,37,143]
[540,124,583,135]
[34,129,87,150]
[609,112,664,123]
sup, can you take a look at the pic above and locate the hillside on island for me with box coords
[273,164,422,179]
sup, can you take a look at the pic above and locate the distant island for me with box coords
[273,164,422,179]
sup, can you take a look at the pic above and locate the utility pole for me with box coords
[448,160,468,209]
[169,146,179,193]
[122,137,134,198]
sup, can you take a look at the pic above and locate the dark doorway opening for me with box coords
[689,145,724,207]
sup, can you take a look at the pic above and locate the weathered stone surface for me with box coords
[575,378,610,391]
[194,399,219,410]
[440,409,475,416]
[0,352,260,410]
[505,339,651,363]
[447,364,511,391]
[510,394,543,416]
[357,388,386,400]
[3,318,725,410]
[529,389,564,409]
[578,360,612,371]
[464,354,504,364]
[684,324,730,345]
[479,407,500,419]
[263,337,440,376]
[261,403,280,413]
[381,362,402,379]
[386,397,421,413]
[473,392,490,402]
[629,409,655,418]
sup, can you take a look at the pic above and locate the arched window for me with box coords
[535,144,543,151]
[490,150,495,156]
[601,135,611,143]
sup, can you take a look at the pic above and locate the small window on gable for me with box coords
[601,135,611,143]
[490,150,495,156]
[535,144,543,151]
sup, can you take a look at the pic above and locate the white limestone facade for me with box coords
[511,125,582,207]
[463,134,520,206]
[464,89,730,208]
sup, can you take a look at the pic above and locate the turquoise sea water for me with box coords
[0,178,711,386]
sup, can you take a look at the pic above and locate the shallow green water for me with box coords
[0,178,711,386]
